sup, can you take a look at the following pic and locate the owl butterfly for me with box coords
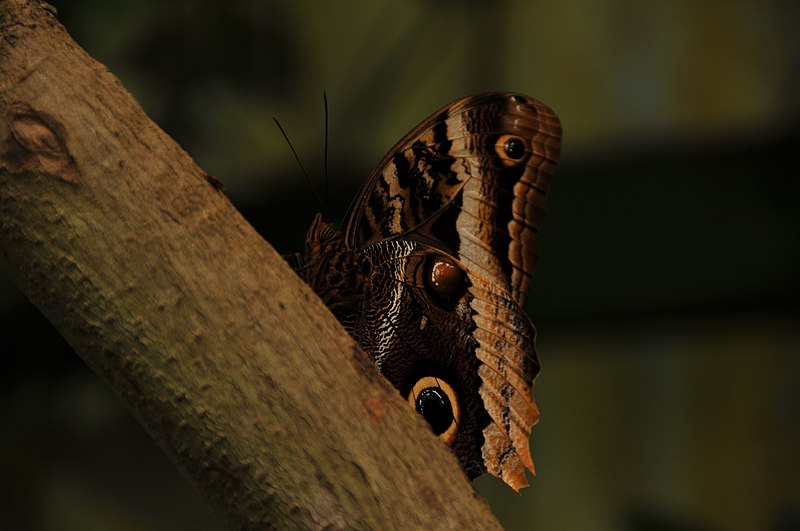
[302,92,561,491]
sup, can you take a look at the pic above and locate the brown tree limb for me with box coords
[0,1,502,528]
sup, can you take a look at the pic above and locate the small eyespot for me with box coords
[495,134,527,166]
[423,255,465,307]
[407,376,461,446]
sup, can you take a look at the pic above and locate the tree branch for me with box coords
[0,1,501,528]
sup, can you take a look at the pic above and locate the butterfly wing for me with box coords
[359,240,543,491]
[343,92,561,308]
[343,93,562,490]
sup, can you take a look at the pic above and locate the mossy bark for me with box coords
[0,1,502,529]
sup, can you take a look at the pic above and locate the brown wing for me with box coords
[359,240,542,491]
[343,93,562,491]
[343,92,562,307]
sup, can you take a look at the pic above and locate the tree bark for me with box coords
[0,1,502,529]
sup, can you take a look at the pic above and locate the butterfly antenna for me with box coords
[272,116,324,211]
[323,91,329,220]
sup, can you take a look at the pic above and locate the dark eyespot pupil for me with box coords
[415,387,453,435]
[504,138,525,159]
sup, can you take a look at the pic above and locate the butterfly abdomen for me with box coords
[302,214,366,334]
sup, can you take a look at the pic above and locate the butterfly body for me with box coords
[302,92,561,491]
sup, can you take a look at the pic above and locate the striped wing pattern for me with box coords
[340,93,562,490]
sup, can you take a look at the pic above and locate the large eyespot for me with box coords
[495,134,527,166]
[423,255,465,307]
[407,376,461,446]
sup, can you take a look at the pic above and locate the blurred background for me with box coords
[2,1,799,529]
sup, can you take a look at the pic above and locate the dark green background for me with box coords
[2,1,798,530]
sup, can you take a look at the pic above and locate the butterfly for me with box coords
[301,92,561,491]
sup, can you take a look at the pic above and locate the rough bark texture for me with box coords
[0,1,503,529]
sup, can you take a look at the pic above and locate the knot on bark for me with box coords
[2,102,80,184]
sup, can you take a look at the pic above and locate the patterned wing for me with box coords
[344,93,562,490]
[359,240,542,490]
[343,92,562,307]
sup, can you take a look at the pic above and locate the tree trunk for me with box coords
[0,1,502,529]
